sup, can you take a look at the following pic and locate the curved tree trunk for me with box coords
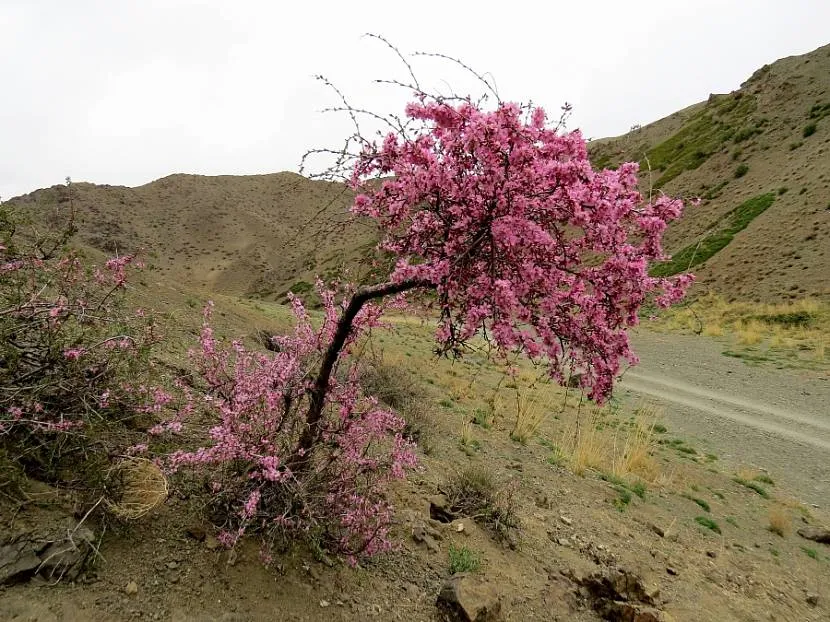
[293,278,429,464]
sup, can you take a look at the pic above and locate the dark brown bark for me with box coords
[294,278,429,462]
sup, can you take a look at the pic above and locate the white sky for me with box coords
[1,0,828,200]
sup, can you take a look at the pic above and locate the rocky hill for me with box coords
[6,44,830,304]
[6,172,373,301]
[589,43,830,302]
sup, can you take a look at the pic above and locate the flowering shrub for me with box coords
[350,98,693,401]
[159,62,692,562]
[151,287,416,562]
[0,201,158,479]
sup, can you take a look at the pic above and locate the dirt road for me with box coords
[619,330,830,506]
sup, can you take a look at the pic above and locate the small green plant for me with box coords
[734,477,770,498]
[801,546,819,560]
[448,544,481,574]
[612,486,632,511]
[754,474,775,486]
[653,424,667,434]
[803,123,817,138]
[472,406,493,429]
[734,163,750,178]
[439,398,455,409]
[684,494,711,512]
[770,548,780,557]
[725,516,739,528]
[695,516,721,534]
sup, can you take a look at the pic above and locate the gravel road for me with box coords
[618,330,830,506]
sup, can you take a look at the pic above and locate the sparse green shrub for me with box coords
[0,197,159,485]
[651,193,775,276]
[734,163,750,178]
[695,516,721,534]
[754,474,775,485]
[612,486,632,511]
[684,494,711,512]
[734,477,770,498]
[803,123,817,138]
[448,544,481,574]
[802,546,818,560]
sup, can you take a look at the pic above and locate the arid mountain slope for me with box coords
[7,172,373,300]
[7,45,830,303]
[590,43,830,302]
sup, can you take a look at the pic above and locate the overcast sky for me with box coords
[1,1,828,200]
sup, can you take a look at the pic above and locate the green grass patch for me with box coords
[803,123,817,138]
[448,545,481,574]
[725,516,739,528]
[651,192,775,277]
[642,93,756,189]
[683,494,711,512]
[801,546,819,560]
[695,516,721,534]
[612,486,632,511]
[754,474,775,486]
[734,477,770,498]
[734,163,750,178]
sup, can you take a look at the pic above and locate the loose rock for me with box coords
[125,581,139,595]
[437,573,503,621]
[797,526,830,544]
[0,520,96,585]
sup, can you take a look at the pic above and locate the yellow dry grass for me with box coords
[768,506,792,537]
[654,294,830,361]
[556,403,661,482]
[510,391,547,444]
[105,458,168,520]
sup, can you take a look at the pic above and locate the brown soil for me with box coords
[2,324,829,622]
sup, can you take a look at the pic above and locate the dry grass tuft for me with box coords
[510,391,546,444]
[611,407,661,482]
[768,506,792,537]
[105,458,168,520]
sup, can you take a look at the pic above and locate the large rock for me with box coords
[437,573,503,622]
[797,526,830,544]
[0,520,95,584]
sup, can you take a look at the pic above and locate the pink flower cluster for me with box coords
[156,284,416,562]
[351,100,692,401]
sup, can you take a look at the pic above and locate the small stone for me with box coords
[167,561,179,570]
[666,567,678,576]
[437,573,503,621]
[125,581,139,596]
[320,600,330,608]
[205,536,220,551]
[185,525,207,542]
[706,550,717,558]
[557,538,571,547]
[455,522,465,533]
[650,524,666,538]
[560,516,573,526]
[806,593,819,607]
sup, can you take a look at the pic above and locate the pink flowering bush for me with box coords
[151,287,416,562]
[0,202,159,479]
[158,72,692,562]
[349,98,692,401]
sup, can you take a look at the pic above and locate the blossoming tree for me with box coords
[158,55,692,562]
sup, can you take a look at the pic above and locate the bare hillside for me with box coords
[590,43,830,302]
[7,172,374,300]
